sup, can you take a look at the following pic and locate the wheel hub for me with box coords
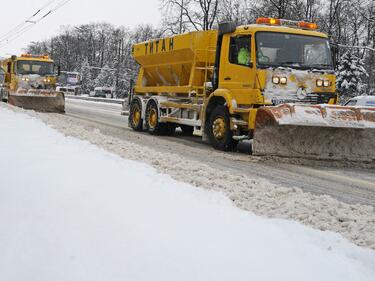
[132,107,141,125]
[149,108,158,128]
[212,117,226,140]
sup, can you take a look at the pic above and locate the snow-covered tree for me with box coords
[94,65,115,88]
[336,50,369,100]
[80,58,94,94]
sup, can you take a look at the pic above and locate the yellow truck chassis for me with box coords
[127,19,375,161]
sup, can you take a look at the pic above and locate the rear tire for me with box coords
[145,101,169,135]
[208,105,238,151]
[129,99,143,131]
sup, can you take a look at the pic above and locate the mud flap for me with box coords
[8,91,65,113]
[253,104,375,162]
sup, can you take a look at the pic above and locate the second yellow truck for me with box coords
[1,54,65,113]
[127,18,375,161]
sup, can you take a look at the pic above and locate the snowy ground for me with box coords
[1,107,375,280]
[10,102,375,250]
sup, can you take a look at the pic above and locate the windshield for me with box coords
[256,32,333,70]
[17,60,54,76]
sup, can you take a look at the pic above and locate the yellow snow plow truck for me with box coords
[127,18,375,162]
[1,54,65,113]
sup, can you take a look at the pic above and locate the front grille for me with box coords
[272,93,335,105]
[300,93,335,104]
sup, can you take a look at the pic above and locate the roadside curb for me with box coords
[66,95,123,105]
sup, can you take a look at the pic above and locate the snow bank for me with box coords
[0,107,375,281]
[18,103,375,250]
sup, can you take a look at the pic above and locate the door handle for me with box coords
[224,77,232,81]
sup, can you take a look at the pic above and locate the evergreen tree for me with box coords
[336,50,369,101]
[93,65,115,88]
[80,58,94,95]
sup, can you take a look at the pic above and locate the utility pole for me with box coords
[115,38,122,98]
[179,0,184,34]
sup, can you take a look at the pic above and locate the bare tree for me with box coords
[160,0,219,33]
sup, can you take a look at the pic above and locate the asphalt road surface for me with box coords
[65,98,375,207]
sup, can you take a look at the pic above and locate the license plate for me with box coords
[272,99,294,105]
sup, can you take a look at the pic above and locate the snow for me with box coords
[275,104,375,128]
[0,107,375,281]
[5,103,375,250]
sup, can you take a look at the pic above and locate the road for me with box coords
[65,98,375,207]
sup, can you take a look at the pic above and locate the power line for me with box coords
[0,0,56,42]
[0,0,72,49]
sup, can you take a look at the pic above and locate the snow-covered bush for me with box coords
[336,50,369,100]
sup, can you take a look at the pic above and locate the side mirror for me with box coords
[7,62,11,73]
[218,21,237,35]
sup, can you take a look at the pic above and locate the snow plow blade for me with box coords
[253,104,375,162]
[8,90,65,113]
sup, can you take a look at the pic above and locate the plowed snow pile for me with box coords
[10,102,375,250]
[1,107,375,280]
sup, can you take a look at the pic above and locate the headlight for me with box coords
[280,77,287,85]
[22,77,29,82]
[272,77,280,84]
[317,79,330,87]
[272,76,287,85]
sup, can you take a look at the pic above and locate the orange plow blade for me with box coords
[253,104,375,162]
[8,90,65,113]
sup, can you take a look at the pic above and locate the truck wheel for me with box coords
[145,101,169,135]
[129,99,143,131]
[208,105,237,151]
[180,125,194,136]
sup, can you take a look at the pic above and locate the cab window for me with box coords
[229,35,252,67]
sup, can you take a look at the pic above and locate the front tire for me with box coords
[208,105,237,151]
[129,99,143,131]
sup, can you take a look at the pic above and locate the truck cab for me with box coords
[1,54,58,94]
[215,20,336,108]
[58,71,82,95]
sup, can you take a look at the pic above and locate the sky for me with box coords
[0,0,161,56]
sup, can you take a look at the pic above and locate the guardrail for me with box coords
[65,94,124,105]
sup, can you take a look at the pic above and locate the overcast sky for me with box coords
[0,0,161,56]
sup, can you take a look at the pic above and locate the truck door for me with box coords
[219,34,256,105]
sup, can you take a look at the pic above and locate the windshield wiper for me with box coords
[305,63,333,70]
[279,61,303,65]
[278,61,304,68]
